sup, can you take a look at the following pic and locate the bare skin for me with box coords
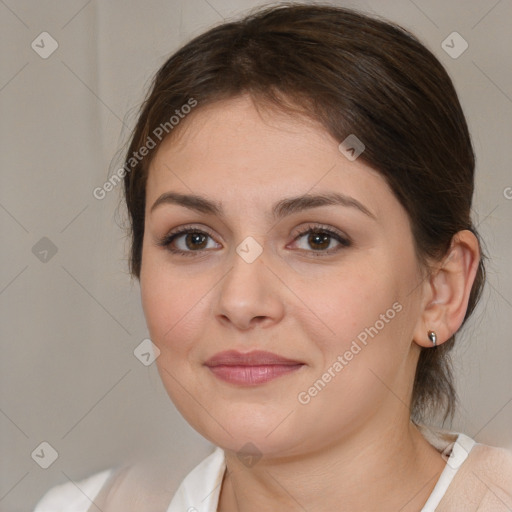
[139,94,480,511]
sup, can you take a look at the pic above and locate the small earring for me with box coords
[428,330,437,347]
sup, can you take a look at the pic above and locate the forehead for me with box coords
[146,96,394,219]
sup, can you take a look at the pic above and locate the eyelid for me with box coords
[164,223,217,240]
[291,223,350,242]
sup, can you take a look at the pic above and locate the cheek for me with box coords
[292,279,412,432]
[292,253,417,398]
[290,262,399,350]
[139,250,207,353]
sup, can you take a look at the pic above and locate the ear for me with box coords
[413,230,480,348]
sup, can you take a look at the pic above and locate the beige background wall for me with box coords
[0,0,511,510]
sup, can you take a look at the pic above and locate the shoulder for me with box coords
[33,468,114,512]
[439,441,512,511]
[33,448,222,511]
[468,442,512,491]
[72,455,196,511]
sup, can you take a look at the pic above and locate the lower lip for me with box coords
[206,364,303,385]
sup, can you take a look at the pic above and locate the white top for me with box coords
[34,426,512,511]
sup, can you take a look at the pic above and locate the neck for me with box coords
[217,420,446,512]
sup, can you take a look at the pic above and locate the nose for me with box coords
[213,244,285,331]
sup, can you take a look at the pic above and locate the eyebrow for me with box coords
[150,191,375,220]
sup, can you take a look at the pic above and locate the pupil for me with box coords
[309,232,329,250]
[187,232,207,250]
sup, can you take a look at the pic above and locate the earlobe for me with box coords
[413,230,480,348]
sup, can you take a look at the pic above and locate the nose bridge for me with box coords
[214,236,284,328]
[224,236,269,301]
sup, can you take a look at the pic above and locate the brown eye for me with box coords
[291,225,351,255]
[183,232,209,250]
[157,226,220,256]
[306,231,332,251]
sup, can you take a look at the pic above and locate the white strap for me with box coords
[420,433,475,511]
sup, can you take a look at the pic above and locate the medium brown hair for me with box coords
[121,3,485,424]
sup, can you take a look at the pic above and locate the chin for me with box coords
[181,402,305,457]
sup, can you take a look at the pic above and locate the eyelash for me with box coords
[156,223,352,258]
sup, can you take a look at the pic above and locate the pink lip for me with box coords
[204,350,304,386]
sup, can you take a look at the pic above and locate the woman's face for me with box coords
[140,95,426,458]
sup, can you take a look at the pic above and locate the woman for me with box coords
[35,3,512,511]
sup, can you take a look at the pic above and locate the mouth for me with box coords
[204,350,305,386]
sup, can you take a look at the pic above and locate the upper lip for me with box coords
[204,350,303,367]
